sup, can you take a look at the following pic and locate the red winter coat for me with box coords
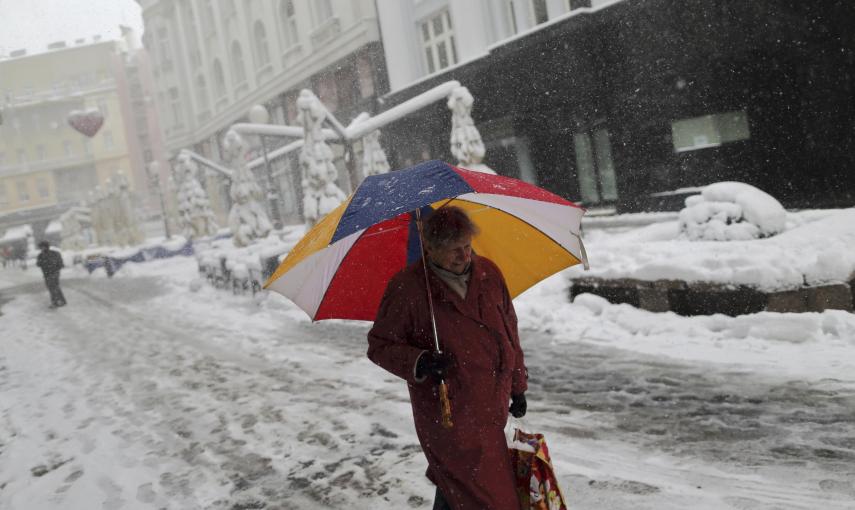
[367,254,528,509]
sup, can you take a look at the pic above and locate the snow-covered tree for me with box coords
[223,129,272,247]
[175,153,219,240]
[361,128,390,177]
[297,89,346,226]
[448,86,495,174]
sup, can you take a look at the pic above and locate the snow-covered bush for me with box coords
[678,182,786,241]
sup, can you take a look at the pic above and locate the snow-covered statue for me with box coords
[113,171,144,246]
[447,86,494,174]
[223,129,272,246]
[678,182,787,241]
[59,202,92,251]
[361,128,390,177]
[297,89,346,226]
[175,152,219,240]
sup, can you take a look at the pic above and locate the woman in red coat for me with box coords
[367,206,528,509]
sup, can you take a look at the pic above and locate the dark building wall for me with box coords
[382,0,855,211]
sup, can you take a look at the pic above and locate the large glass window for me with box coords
[420,10,457,74]
[671,109,750,153]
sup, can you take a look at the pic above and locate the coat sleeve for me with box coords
[501,272,528,396]
[367,274,428,385]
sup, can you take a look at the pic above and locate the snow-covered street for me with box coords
[2,253,853,509]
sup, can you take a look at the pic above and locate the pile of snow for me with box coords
[678,182,786,241]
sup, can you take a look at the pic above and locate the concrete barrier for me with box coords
[569,277,854,316]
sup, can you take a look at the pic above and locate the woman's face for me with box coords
[427,234,473,275]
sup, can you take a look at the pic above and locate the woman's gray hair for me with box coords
[422,205,479,249]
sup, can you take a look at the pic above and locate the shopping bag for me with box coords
[509,428,568,510]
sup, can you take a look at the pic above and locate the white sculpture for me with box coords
[175,153,219,240]
[447,86,495,174]
[223,129,272,247]
[297,89,346,226]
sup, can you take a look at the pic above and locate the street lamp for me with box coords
[248,104,282,229]
[148,160,172,239]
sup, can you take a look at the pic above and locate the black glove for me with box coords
[509,393,527,418]
[416,351,454,382]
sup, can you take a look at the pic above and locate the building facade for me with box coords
[377,0,855,211]
[138,0,388,224]
[0,38,160,238]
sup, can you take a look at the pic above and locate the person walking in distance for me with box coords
[36,240,67,308]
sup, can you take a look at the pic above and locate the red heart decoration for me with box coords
[67,109,104,138]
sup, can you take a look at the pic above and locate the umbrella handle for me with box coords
[439,381,453,429]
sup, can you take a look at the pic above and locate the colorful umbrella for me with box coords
[264,160,588,321]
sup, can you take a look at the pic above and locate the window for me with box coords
[421,10,457,74]
[531,0,549,24]
[671,110,750,153]
[36,144,46,160]
[16,180,29,202]
[204,0,216,29]
[566,0,591,10]
[213,59,226,98]
[63,140,73,156]
[0,152,5,166]
[169,88,183,126]
[36,177,49,198]
[16,148,26,164]
[197,75,210,110]
[221,0,236,18]
[157,27,173,72]
[104,131,115,149]
[357,55,375,98]
[254,21,270,67]
[83,139,91,155]
[231,41,247,85]
[314,0,333,25]
[280,0,298,47]
[316,73,338,112]
[0,184,8,207]
[97,98,108,117]
[507,1,519,34]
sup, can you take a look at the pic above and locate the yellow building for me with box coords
[0,40,141,231]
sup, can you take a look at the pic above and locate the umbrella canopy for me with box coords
[264,160,587,321]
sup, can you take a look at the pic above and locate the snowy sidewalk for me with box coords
[1,258,854,509]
